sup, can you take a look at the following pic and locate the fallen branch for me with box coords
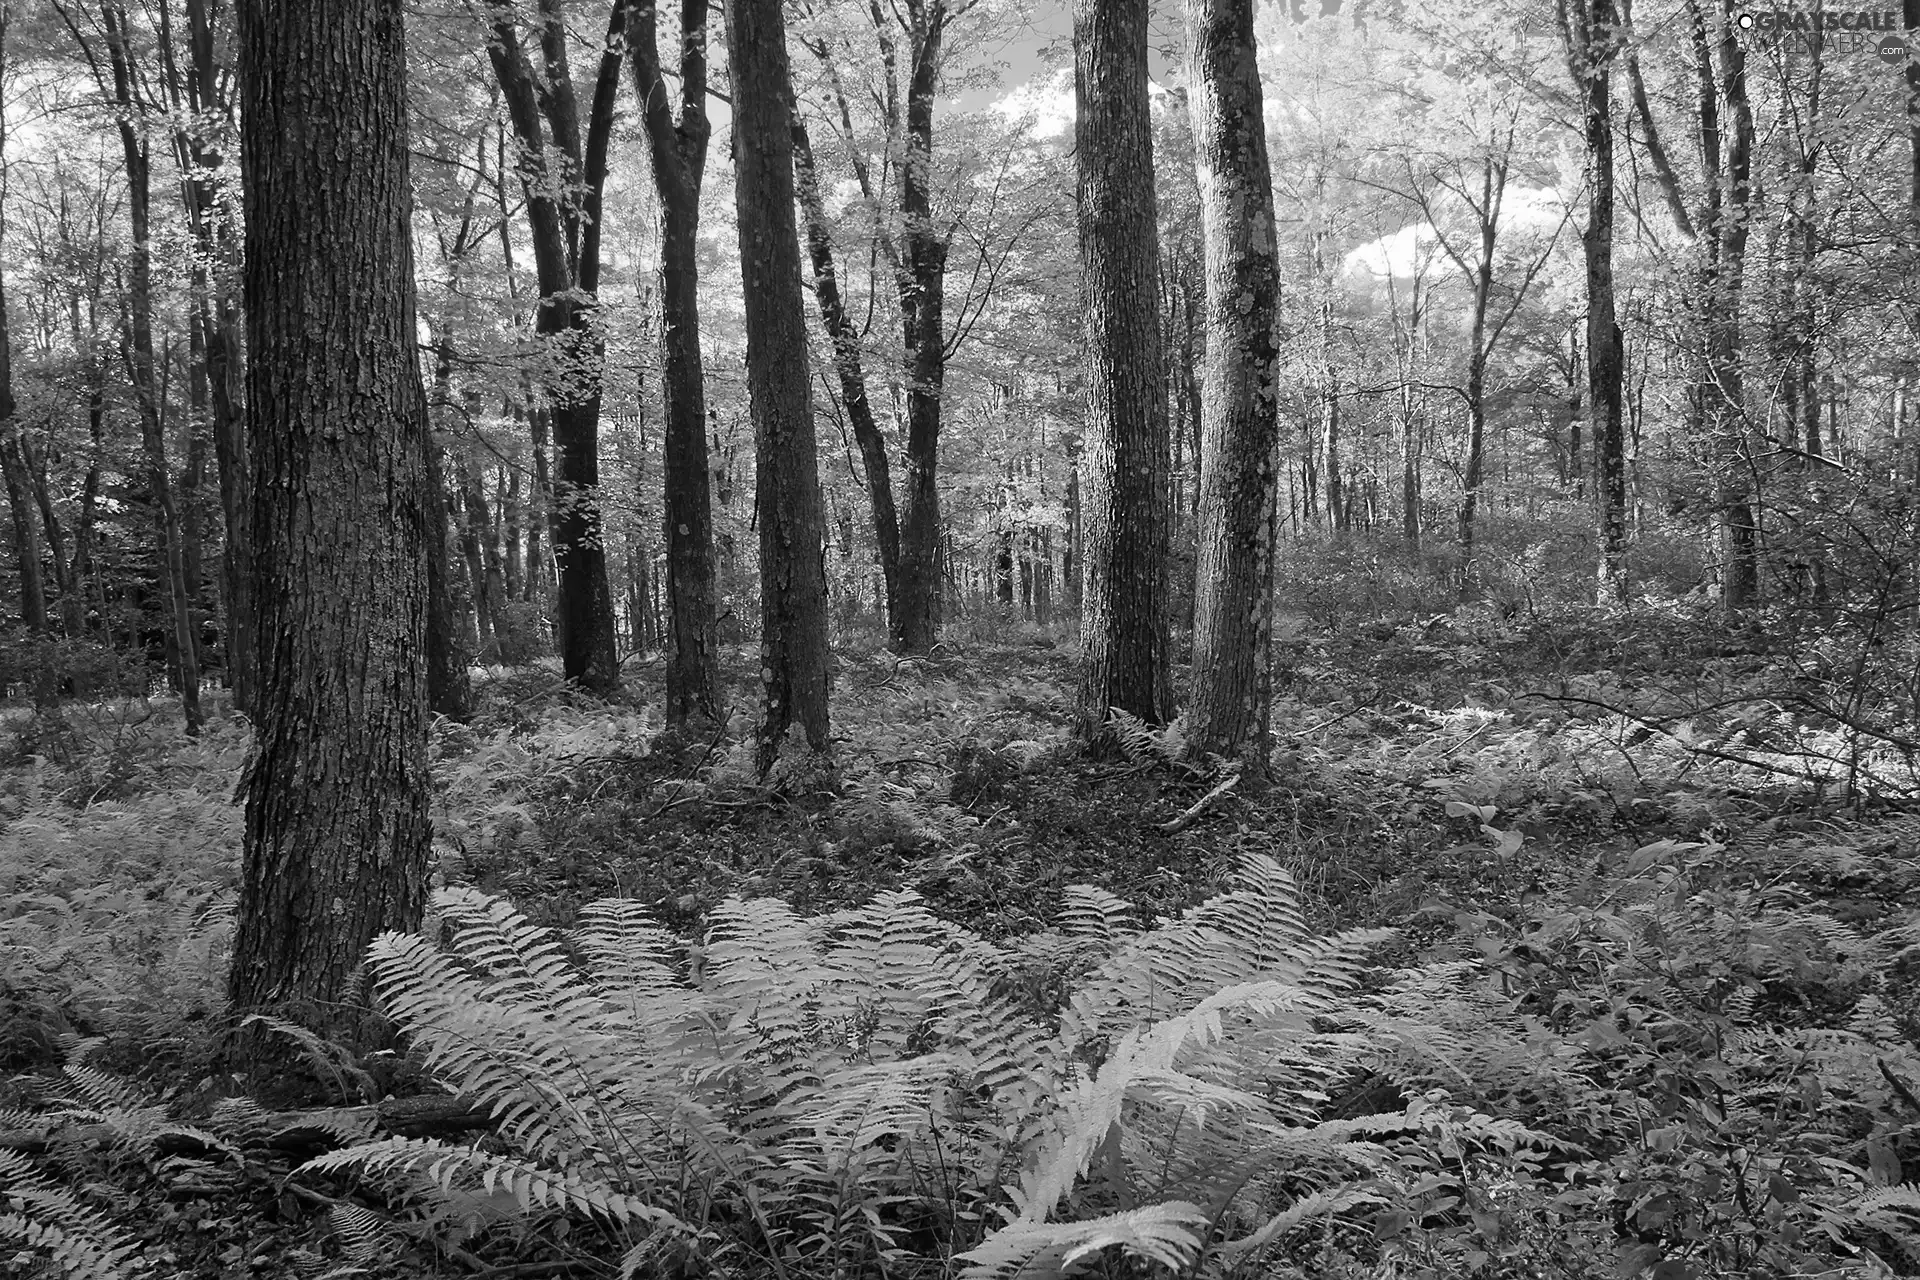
[1159,773,1240,834]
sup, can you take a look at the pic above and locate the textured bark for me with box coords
[1185,0,1280,769]
[0,315,49,641]
[97,2,202,730]
[228,0,433,1054]
[1074,0,1173,745]
[792,114,903,639]
[893,3,951,653]
[725,0,832,775]
[1563,0,1629,603]
[1704,3,1755,608]
[0,128,46,646]
[630,0,720,727]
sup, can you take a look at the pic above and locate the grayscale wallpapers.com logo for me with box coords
[1738,8,1911,62]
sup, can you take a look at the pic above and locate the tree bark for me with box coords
[1185,0,1280,770]
[792,114,903,641]
[98,1,202,731]
[893,3,951,653]
[630,0,720,728]
[424,436,473,721]
[1074,0,1173,745]
[485,0,622,692]
[725,0,833,776]
[1563,0,1629,603]
[228,0,433,1058]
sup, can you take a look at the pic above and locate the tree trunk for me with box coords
[631,0,720,728]
[0,211,47,645]
[1185,0,1280,770]
[454,454,497,662]
[725,0,833,776]
[485,0,622,692]
[101,2,201,732]
[1706,4,1755,609]
[1566,0,1629,603]
[892,6,952,654]
[176,0,253,712]
[793,114,904,642]
[424,437,473,721]
[1074,0,1173,745]
[229,0,433,1058]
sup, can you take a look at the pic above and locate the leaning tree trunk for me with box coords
[1185,0,1281,771]
[228,0,433,1061]
[793,114,903,638]
[725,0,832,776]
[1073,0,1173,746]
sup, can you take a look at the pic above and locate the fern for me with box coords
[0,1150,145,1279]
[315,852,1559,1274]
[956,1201,1211,1279]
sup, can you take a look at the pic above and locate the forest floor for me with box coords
[2,602,1918,1278]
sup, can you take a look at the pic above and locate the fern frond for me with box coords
[0,1149,145,1278]
[1213,1185,1386,1260]
[957,1200,1210,1280]
[301,1135,689,1234]
[1056,886,1138,943]
[327,1202,391,1265]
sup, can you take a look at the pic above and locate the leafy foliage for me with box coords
[304,854,1570,1276]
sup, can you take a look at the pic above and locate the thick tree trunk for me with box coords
[631,0,720,728]
[1074,0,1173,745]
[229,0,433,1057]
[725,0,833,776]
[1185,0,1280,770]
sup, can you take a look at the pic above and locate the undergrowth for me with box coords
[2,608,1918,1277]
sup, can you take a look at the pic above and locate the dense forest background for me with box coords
[0,0,1913,696]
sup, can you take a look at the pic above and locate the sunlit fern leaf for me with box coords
[300,1135,692,1236]
[434,887,601,1028]
[1056,886,1138,943]
[1066,856,1376,1041]
[956,1200,1210,1280]
[572,899,681,996]
[1212,1185,1387,1262]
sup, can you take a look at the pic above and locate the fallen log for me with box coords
[0,1093,495,1158]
